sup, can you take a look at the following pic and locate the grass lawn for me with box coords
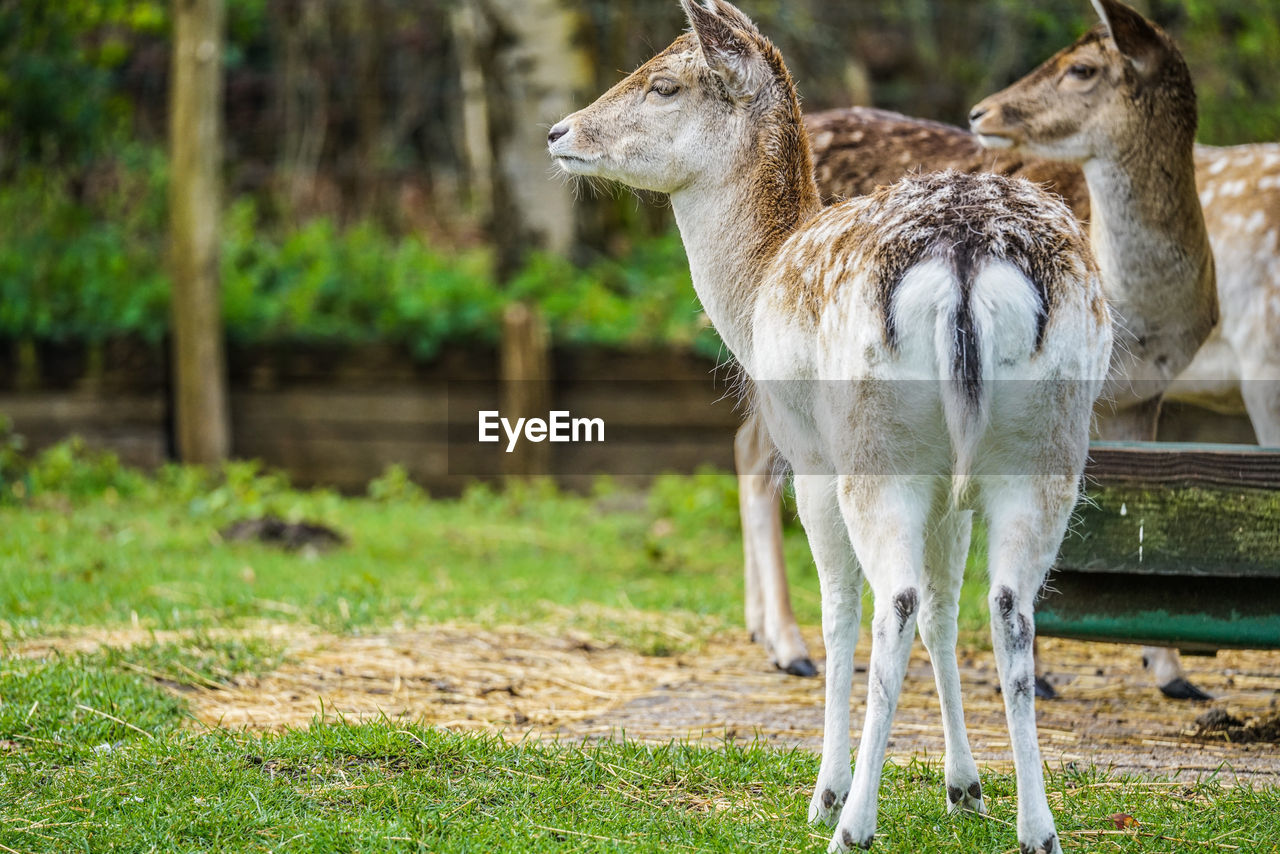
[2,443,1278,852]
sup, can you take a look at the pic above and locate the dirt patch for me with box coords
[219,516,345,551]
[16,625,1280,783]
[1193,707,1280,744]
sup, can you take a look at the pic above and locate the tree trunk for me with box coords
[462,0,591,279]
[169,0,230,464]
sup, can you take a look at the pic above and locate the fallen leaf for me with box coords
[1109,813,1139,829]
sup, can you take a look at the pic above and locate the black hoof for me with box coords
[1159,677,1213,701]
[1019,835,1057,854]
[782,657,819,678]
[842,829,872,850]
[1035,676,1057,700]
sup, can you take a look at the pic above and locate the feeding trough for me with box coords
[1040,442,1280,651]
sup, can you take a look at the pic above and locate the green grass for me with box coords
[2,719,1277,853]
[2,446,1277,852]
[0,457,994,652]
[1,461,829,652]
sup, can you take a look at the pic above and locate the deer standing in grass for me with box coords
[550,2,1111,851]
[745,0,1247,701]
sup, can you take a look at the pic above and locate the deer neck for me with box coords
[669,129,821,374]
[1082,144,1214,343]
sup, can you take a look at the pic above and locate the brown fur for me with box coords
[778,171,1093,350]
[806,108,1091,222]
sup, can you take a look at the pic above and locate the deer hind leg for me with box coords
[1241,359,1280,445]
[793,474,862,829]
[919,506,984,816]
[983,475,1078,854]
[735,417,815,676]
[827,475,934,852]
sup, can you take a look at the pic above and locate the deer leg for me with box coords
[829,475,932,852]
[735,417,815,676]
[793,474,862,829]
[919,507,984,816]
[1240,360,1280,445]
[984,476,1077,854]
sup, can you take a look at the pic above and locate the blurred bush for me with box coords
[2,0,1277,360]
[0,156,720,357]
[0,147,170,344]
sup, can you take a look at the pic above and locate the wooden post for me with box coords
[500,302,551,479]
[169,0,230,464]
[15,338,38,392]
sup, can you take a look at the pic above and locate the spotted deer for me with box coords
[550,3,1111,852]
[744,0,1279,702]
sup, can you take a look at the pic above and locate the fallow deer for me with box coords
[972,0,1218,698]
[745,0,1274,702]
[550,3,1111,851]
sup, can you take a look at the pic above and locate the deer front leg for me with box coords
[792,474,862,828]
[735,416,816,676]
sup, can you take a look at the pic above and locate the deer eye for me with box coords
[649,79,681,98]
[1066,63,1097,81]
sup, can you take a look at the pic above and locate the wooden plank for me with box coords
[231,389,459,426]
[557,383,741,428]
[500,303,552,478]
[1085,441,1280,488]
[1059,480,1280,578]
[0,393,166,422]
[1056,442,1280,580]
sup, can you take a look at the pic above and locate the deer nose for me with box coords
[968,106,989,126]
[547,122,570,145]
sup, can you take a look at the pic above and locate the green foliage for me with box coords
[221,201,503,358]
[0,166,718,356]
[221,201,718,358]
[1173,0,1280,144]
[509,233,721,357]
[0,432,146,504]
[367,463,428,503]
[0,148,170,343]
[24,438,148,500]
[0,417,27,501]
[648,467,742,534]
[0,0,167,172]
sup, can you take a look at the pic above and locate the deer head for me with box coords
[968,0,1196,163]
[547,0,810,200]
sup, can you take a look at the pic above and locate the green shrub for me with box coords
[1,160,722,357]
[0,150,170,343]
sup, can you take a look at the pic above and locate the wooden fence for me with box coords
[0,338,1259,494]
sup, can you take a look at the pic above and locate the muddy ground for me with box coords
[30,623,1276,784]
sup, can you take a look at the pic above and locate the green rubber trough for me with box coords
[1039,442,1280,651]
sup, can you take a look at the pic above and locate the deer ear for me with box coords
[705,0,764,39]
[681,0,769,102]
[1091,0,1164,75]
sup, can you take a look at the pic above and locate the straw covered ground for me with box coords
[18,622,1279,784]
